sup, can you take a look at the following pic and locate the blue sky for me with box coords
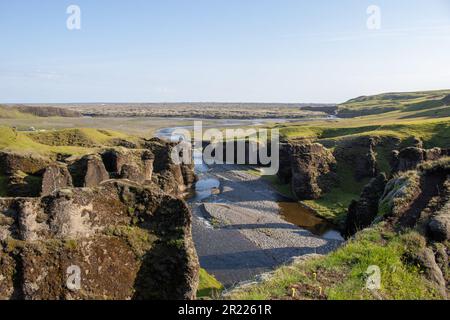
[1,0,450,103]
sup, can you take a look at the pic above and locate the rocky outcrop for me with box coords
[202,140,268,166]
[101,149,128,176]
[120,164,145,183]
[41,164,73,196]
[333,136,379,181]
[144,138,196,196]
[0,180,199,300]
[404,246,447,298]
[345,173,388,236]
[0,151,51,176]
[392,147,448,172]
[68,154,110,187]
[290,143,337,200]
[378,171,422,218]
[102,149,154,183]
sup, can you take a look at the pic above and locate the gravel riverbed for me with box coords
[190,164,343,287]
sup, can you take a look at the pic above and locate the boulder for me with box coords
[41,163,73,196]
[404,247,447,298]
[428,212,450,242]
[345,173,388,236]
[290,143,337,200]
[0,180,199,300]
[68,154,109,187]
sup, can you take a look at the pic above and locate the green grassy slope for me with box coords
[0,127,138,157]
[227,227,443,300]
[338,89,450,118]
[197,268,224,299]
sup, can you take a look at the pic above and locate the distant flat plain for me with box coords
[0,102,335,137]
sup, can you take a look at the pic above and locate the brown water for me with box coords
[278,202,343,240]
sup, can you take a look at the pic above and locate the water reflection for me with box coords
[278,202,343,240]
[190,178,220,202]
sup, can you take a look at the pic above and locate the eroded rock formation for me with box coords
[41,164,73,196]
[333,136,379,181]
[0,139,199,300]
[144,138,197,195]
[289,143,337,200]
[0,180,199,300]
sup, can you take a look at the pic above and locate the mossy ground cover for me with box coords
[227,226,442,300]
[197,268,224,299]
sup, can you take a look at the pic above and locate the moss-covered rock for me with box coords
[378,171,421,217]
[0,180,199,300]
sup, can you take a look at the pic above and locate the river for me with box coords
[156,119,343,287]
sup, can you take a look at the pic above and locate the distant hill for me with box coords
[15,105,82,117]
[0,105,82,118]
[338,89,450,118]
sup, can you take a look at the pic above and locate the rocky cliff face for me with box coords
[277,142,337,200]
[144,138,197,196]
[290,143,337,200]
[333,136,380,181]
[345,173,388,236]
[391,146,449,173]
[0,140,199,300]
